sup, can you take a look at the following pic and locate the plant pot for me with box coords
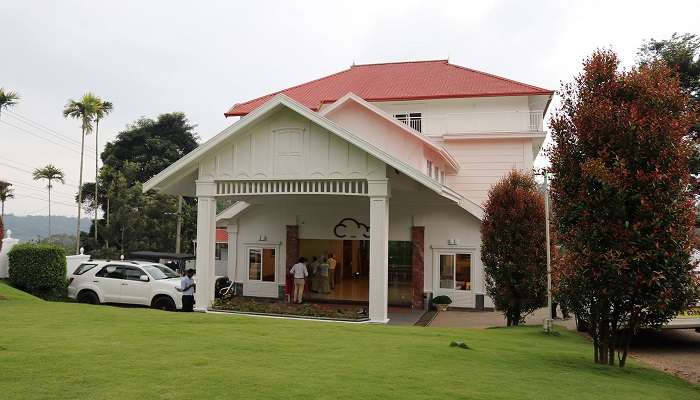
[436,304,449,312]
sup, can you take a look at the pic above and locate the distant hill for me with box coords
[2,214,91,242]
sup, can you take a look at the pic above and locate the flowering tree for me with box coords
[549,49,699,367]
[481,170,548,326]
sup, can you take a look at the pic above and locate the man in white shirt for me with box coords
[176,268,196,312]
[289,257,309,304]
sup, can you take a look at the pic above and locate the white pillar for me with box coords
[226,224,238,281]
[368,179,389,323]
[195,181,217,311]
[0,230,20,278]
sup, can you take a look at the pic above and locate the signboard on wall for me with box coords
[333,218,370,239]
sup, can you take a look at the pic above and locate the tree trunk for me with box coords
[48,179,52,240]
[105,195,110,249]
[76,128,85,254]
[94,119,99,243]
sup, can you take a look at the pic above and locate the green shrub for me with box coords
[432,295,452,305]
[8,243,67,300]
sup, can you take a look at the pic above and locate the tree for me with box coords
[639,33,700,187]
[32,164,65,239]
[0,180,14,220]
[85,113,199,256]
[549,49,699,367]
[91,99,113,243]
[481,170,548,326]
[0,87,20,119]
[63,93,100,253]
[101,112,198,183]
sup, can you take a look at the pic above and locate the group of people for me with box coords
[289,254,337,304]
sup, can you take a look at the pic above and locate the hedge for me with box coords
[8,243,67,299]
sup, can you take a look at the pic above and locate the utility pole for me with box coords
[544,171,553,333]
[175,195,183,254]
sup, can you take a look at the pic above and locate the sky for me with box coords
[1,0,699,217]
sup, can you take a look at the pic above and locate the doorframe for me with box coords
[430,246,476,302]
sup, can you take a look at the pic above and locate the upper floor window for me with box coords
[394,112,422,132]
[427,160,433,177]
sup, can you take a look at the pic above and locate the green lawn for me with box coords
[1,281,697,400]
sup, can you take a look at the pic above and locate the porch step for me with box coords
[414,310,438,327]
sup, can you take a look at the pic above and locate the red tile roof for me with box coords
[215,228,227,243]
[225,60,553,116]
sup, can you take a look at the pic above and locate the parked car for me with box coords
[68,260,187,311]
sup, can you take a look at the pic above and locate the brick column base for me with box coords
[285,225,299,302]
[411,226,425,309]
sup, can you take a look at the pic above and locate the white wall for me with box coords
[443,138,534,206]
[372,96,536,136]
[198,108,385,182]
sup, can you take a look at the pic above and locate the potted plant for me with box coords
[432,295,452,311]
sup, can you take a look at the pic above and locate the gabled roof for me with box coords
[145,94,483,220]
[225,60,553,116]
[319,92,459,173]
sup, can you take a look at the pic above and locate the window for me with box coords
[394,112,422,132]
[434,166,440,181]
[73,263,97,275]
[427,160,433,177]
[248,248,276,282]
[121,267,147,281]
[439,253,471,291]
[141,264,179,280]
[440,171,445,184]
[95,265,123,279]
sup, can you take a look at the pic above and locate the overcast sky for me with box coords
[1,0,698,217]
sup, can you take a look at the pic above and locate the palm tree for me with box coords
[0,180,14,221]
[0,88,20,119]
[32,165,65,239]
[63,93,100,253]
[92,99,113,243]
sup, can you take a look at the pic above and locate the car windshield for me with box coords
[141,264,179,280]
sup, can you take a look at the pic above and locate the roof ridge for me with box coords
[351,59,448,68]
[446,62,553,93]
[224,66,354,114]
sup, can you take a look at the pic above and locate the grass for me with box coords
[0,280,697,400]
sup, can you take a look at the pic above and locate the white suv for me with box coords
[67,260,187,311]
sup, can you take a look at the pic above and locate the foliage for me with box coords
[432,295,453,305]
[8,243,67,299]
[32,164,65,185]
[0,180,14,218]
[481,170,548,326]
[101,112,198,183]
[62,93,101,136]
[3,281,699,400]
[211,297,366,319]
[639,33,700,189]
[549,49,699,367]
[0,87,20,118]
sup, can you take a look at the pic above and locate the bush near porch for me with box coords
[212,296,367,320]
[1,280,698,400]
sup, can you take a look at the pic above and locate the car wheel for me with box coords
[152,296,176,311]
[77,290,100,305]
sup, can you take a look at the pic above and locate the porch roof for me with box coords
[144,94,484,220]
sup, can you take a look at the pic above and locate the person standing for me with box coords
[289,257,308,304]
[309,256,320,292]
[328,253,337,289]
[176,268,196,312]
[318,256,331,294]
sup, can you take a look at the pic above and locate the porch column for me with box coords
[411,226,425,309]
[195,181,217,311]
[368,179,389,323]
[226,224,238,280]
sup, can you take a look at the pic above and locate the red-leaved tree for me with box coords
[549,49,699,367]
[481,170,548,326]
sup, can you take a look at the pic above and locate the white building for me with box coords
[144,60,553,322]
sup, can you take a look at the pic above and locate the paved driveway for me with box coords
[630,329,700,384]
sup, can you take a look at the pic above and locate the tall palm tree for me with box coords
[32,165,65,239]
[0,88,20,119]
[0,180,14,221]
[63,93,100,253]
[93,99,113,243]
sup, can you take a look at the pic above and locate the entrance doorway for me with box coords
[298,239,412,306]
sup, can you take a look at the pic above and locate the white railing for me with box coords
[417,110,544,136]
[216,179,369,196]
